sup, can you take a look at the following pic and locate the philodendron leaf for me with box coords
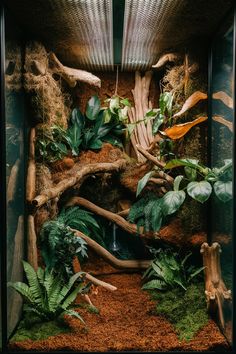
[214,181,232,202]
[109,96,120,114]
[136,171,154,197]
[173,175,184,191]
[162,190,186,216]
[184,166,197,181]
[165,158,200,170]
[187,181,212,203]
[152,112,164,135]
[71,108,85,129]
[86,95,100,120]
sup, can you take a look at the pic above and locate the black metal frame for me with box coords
[0,2,235,354]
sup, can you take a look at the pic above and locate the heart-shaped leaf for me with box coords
[187,181,212,203]
[214,181,232,202]
[173,175,184,191]
[109,96,120,114]
[162,190,186,216]
[136,171,154,197]
[86,95,100,120]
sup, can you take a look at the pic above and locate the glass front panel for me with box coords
[210,22,234,343]
[5,16,26,337]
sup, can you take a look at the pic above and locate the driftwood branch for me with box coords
[71,228,151,270]
[152,53,181,69]
[32,159,127,208]
[48,52,101,88]
[136,144,165,168]
[200,242,231,329]
[66,197,140,236]
[26,128,36,202]
[128,71,154,161]
[27,215,38,271]
[85,273,117,292]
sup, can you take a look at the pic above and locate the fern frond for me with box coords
[63,309,84,323]
[22,261,43,306]
[8,282,35,304]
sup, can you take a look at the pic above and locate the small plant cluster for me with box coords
[142,248,204,291]
[36,95,126,163]
[131,158,232,233]
[8,261,88,324]
[40,206,104,278]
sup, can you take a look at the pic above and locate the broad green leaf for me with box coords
[136,171,154,197]
[71,108,85,129]
[165,158,200,170]
[188,266,205,281]
[184,166,197,181]
[152,112,164,135]
[86,95,101,120]
[88,137,103,150]
[109,96,120,114]
[187,181,212,203]
[103,109,112,124]
[126,123,136,136]
[103,135,123,148]
[214,181,232,202]
[159,92,173,115]
[173,175,184,191]
[142,279,167,290]
[120,98,131,107]
[162,190,186,216]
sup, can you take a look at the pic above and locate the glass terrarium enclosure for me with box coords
[0,0,236,353]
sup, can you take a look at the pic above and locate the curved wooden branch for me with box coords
[85,273,117,291]
[27,215,38,271]
[66,197,140,236]
[71,228,151,270]
[152,53,181,69]
[48,52,101,88]
[32,159,127,208]
[136,144,165,168]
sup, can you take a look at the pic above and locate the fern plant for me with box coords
[40,206,105,278]
[8,261,86,323]
[142,248,204,291]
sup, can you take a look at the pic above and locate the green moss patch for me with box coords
[150,282,209,341]
[10,320,70,342]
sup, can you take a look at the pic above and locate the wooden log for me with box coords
[136,144,166,168]
[27,215,38,271]
[71,228,151,270]
[7,158,20,204]
[200,242,232,330]
[66,197,140,236]
[32,159,127,208]
[48,52,101,88]
[85,273,117,291]
[26,128,36,202]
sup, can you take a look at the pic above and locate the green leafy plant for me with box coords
[165,158,233,203]
[142,248,204,291]
[8,261,87,323]
[40,206,105,278]
[152,92,174,135]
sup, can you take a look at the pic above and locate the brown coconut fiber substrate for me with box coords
[10,265,230,352]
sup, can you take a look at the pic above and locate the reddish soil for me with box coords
[10,263,230,352]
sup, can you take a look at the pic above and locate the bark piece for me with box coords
[48,52,101,88]
[200,242,232,329]
[71,228,151,270]
[27,215,38,271]
[32,159,127,208]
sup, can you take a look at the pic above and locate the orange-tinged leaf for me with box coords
[173,91,207,118]
[164,116,208,140]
